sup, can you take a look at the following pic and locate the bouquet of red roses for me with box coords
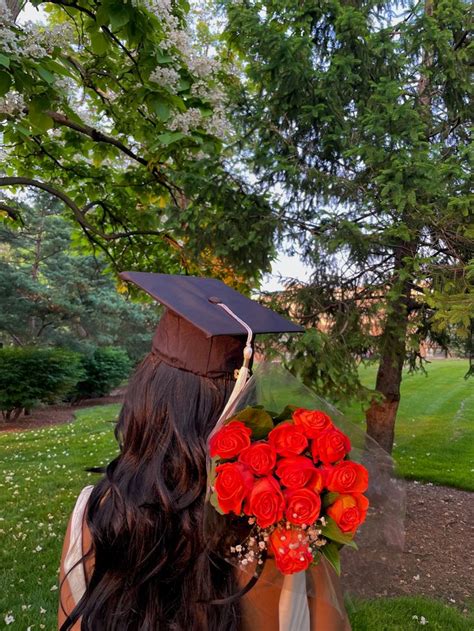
[209,405,369,575]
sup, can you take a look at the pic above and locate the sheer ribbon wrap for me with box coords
[205,363,406,629]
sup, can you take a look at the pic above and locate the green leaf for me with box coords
[156,52,174,64]
[321,492,340,509]
[233,405,274,439]
[0,53,10,69]
[37,66,55,85]
[321,516,358,549]
[96,5,110,26]
[44,59,75,78]
[16,124,32,137]
[0,70,12,97]
[109,5,130,30]
[274,404,297,423]
[156,131,187,146]
[90,31,108,56]
[29,97,53,132]
[321,542,341,575]
[149,97,170,122]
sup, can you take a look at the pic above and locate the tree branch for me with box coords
[0,176,182,248]
[39,109,179,203]
[0,202,22,222]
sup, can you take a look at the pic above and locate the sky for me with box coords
[18,1,44,22]
[17,2,310,291]
[261,252,311,291]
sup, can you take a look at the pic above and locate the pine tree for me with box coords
[222,0,472,452]
[0,193,156,360]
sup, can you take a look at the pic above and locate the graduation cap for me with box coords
[119,272,303,380]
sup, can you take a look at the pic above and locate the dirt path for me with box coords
[343,481,473,610]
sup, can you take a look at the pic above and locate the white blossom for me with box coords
[0,0,12,23]
[149,66,180,90]
[0,24,18,53]
[204,106,232,140]
[0,91,25,115]
[169,107,202,134]
[187,56,219,79]
[4,614,14,625]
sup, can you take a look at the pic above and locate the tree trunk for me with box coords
[366,0,432,454]
[366,245,415,453]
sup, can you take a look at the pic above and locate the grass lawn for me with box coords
[0,405,120,630]
[349,596,474,630]
[1,359,473,629]
[344,359,474,491]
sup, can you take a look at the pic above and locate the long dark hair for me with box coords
[61,354,241,630]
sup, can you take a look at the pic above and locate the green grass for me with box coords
[0,405,120,630]
[349,596,474,630]
[1,360,473,628]
[344,359,474,491]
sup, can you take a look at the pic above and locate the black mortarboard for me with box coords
[119,272,303,378]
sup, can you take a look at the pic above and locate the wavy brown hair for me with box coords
[60,354,241,631]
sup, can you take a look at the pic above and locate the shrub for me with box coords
[71,347,132,400]
[0,347,83,421]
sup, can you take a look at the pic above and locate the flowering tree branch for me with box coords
[0,176,182,247]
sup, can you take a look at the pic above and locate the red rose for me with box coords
[284,487,322,526]
[268,422,308,457]
[327,461,369,494]
[276,456,317,488]
[312,428,351,464]
[269,526,313,575]
[292,408,333,438]
[313,464,334,489]
[209,421,252,459]
[305,468,325,494]
[327,493,369,533]
[214,462,254,514]
[239,441,277,476]
[245,476,285,528]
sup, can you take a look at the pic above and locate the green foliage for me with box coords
[321,516,358,549]
[0,346,83,418]
[320,541,341,575]
[0,0,275,282]
[220,0,472,447]
[0,194,156,360]
[71,347,132,400]
[233,405,274,439]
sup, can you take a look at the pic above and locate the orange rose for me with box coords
[327,461,368,494]
[268,422,308,457]
[209,421,252,459]
[214,462,254,514]
[292,408,333,438]
[327,493,369,533]
[269,526,313,574]
[312,428,351,464]
[239,441,277,476]
[245,476,285,528]
[284,487,322,526]
[275,455,317,488]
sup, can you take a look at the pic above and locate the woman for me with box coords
[58,272,350,630]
